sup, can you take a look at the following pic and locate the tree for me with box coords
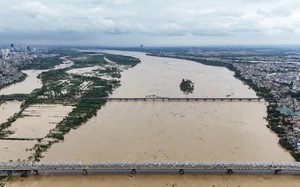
[180,79,194,95]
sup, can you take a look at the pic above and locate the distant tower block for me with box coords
[140,44,143,48]
[10,44,14,48]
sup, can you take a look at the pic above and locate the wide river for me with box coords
[4,51,300,186]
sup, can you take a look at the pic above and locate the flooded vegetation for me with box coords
[0,102,22,124]
[0,70,42,95]
[8,104,73,139]
[1,50,299,186]
[0,51,141,163]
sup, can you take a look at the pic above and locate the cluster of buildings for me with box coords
[0,60,25,89]
[0,44,35,60]
[234,62,300,153]
[0,44,46,89]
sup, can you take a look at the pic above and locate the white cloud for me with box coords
[11,1,59,17]
[1,0,300,46]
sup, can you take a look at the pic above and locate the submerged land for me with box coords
[0,49,140,162]
[1,46,300,186]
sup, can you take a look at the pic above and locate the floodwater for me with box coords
[8,104,73,139]
[2,51,300,186]
[0,101,22,124]
[54,57,74,70]
[0,140,36,162]
[0,101,37,162]
[5,174,300,187]
[42,101,292,162]
[0,70,42,95]
[104,51,256,98]
[0,104,72,162]
[0,57,73,95]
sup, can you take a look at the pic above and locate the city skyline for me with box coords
[1,0,300,46]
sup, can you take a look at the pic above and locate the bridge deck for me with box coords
[0,161,299,176]
[0,97,264,102]
[105,97,263,102]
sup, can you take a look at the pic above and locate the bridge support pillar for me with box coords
[21,171,29,177]
[131,169,136,174]
[179,169,184,175]
[83,169,87,175]
[275,169,282,174]
[33,170,39,175]
[7,170,12,176]
[227,169,233,174]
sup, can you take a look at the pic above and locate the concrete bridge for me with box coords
[105,97,263,102]
[0,95,263,102]
[0,161,299,176]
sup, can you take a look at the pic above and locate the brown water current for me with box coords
[2,51,300,186]
[0,58,73,95]
[0,70,42,95]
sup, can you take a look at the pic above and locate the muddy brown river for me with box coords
[2,51,300,186]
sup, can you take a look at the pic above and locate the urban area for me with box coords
[0,44,54,89]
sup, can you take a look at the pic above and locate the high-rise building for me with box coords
[0,48,10,59]
[10,44,14,48]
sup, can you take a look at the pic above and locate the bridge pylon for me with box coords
[275,169,282,174]
[179,169,184,174]
[83,169,87,175]
[33,170,39,175]
[131,169,136,174]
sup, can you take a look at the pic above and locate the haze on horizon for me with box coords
[1,0,300,47]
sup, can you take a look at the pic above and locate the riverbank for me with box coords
[2,50,297,187]
[149,53,300,161]
[40,51,292,163]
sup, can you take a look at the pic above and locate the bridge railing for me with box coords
[1,161,300,171]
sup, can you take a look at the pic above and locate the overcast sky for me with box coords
[1,0,300,47]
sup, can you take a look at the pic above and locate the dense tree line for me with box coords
[19,57,63,70]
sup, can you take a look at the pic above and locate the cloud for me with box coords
[11,1,59,17]
[257,3,298,17]
[1,0,300,46]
